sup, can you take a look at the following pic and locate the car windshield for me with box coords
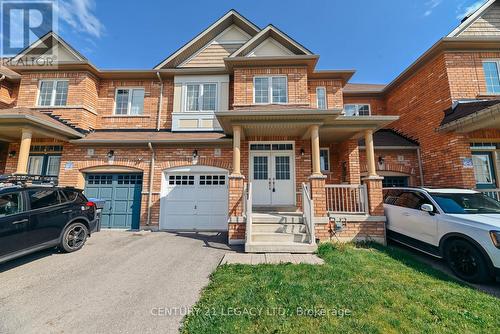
[430,192,500,214]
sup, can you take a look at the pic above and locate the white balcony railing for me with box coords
[302,183,315,244]
[477,189,500,201]
[244,182,253,244]
[325,184,368,214]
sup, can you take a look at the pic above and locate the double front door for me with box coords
[250,146,295,206]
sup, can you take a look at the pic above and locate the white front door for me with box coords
[249,143,295,206]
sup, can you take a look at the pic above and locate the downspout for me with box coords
[147,142,155,226]
[417,147,424,186]
[156,72,163,131]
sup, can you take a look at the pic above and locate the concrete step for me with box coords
[251,232,309,243]
[252,213,304,224]
[252,223,307,234]
[245,242,317,254]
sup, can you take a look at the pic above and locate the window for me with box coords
[38,80,68,106]
[253,76,287,104]
[185,83,217,111]
[253,156,268,180]
[0,193,24,217]
[320,148,330,171]
[27,154,61,177]
[28,190,63,210]
[483,61,500,94]
[168,175,195,186]
[383,176,409,188]
[115,88,145,115]
[344,104,370,116]
[275,156,291,180]
[199,175,226,185]
[472,154,494,184]
[316,87,327,109]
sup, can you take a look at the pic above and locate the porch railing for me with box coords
[325,184,368,214]
[302,183,315,244]
[477,189,500,201]
[244,182,253,244]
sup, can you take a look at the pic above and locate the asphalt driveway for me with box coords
[0,230,236,334]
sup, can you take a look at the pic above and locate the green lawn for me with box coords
[181,243,500,334]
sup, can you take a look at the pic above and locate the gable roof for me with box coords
[448,0,498,37]
[154,9,260,69]
[11,31,87,63]
[229,24,313,58]
[358,129,419,147]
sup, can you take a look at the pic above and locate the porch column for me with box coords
[15,129,32,174]
[232,125,242,176]
[364,129,378,177]
[311,125,322,176]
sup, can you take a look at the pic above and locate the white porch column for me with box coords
[364,129,378,177]
[16,129,32,174]
[311,125,322,176]
[232,125,242,176]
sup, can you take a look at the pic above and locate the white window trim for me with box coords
[320,147,330,172]
[482,59,500,95]
[253,75,288,105]
[343,104,371,116]
[182,82,219,112]
[37,79,69,107]
[113,87,145,116]
[316,86,327,109]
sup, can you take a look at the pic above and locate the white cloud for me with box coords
[57,0,104,38]
[456,1,486,20]
[424,0,443,17]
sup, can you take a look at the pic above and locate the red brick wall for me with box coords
[233,67,309,108]
[385,53,476,188]
[96,78,173,130]
[308,79,344,109]
[359,149,420,185]
[324,139,360,185]
[445,51,500,99]
[343,96,386,115]
[0,81,16,108]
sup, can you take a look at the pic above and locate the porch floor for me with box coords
[220,253,324,265]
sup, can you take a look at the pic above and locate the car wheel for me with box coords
[443,239,491,283]
[60,222,88,253]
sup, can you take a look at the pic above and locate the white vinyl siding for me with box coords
[114,88,145,115]
[316,87,327,109]
[37,80,68,106]
[344,104,371,116]
[185,83,217,112]
[253,76,288,104]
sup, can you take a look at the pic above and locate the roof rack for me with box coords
[0,174,58,189]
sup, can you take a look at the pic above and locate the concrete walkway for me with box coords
[220,252,324,265]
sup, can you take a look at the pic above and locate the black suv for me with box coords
[0,185,97,264]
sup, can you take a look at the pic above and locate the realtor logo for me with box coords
[1,0,56,59]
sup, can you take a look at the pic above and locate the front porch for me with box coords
[216,110,398,252]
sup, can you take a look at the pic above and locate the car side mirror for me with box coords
[421,204,434,214]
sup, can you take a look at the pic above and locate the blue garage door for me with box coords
[85,173,143,229]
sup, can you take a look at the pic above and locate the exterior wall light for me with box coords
[107,150,115,158]
[8,151,16,158]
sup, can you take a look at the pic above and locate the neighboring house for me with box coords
[0,2,500,251]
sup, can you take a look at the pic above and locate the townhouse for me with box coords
[0,1,499,252]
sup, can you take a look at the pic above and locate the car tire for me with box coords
[443,238,492,283]
[60,222,89,253]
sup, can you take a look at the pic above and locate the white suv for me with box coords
[383,187,500,283]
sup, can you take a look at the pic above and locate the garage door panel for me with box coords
[160,170,228,231]
[85,173,142,230]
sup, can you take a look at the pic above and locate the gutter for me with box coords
[156,72,163,131]
[146,142,155,226]
[417,147,424,187]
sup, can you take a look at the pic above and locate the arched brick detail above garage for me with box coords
[360,162,416,176]
[155,157,232,171]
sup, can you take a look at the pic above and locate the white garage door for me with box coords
[160,166,229,231]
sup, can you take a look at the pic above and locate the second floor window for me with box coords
[185,83,217,111]
[38,80,68,106]
[115,88,145,115]
[254,76,287,104]
[344,104,370,116]
[316,87,327,109]
[483,61,500,94]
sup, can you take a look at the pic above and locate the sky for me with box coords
[53,0,488,84]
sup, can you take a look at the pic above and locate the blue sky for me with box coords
[55,0,487,84]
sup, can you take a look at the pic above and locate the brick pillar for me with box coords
[310,175,327,217]
[228,175,245,243]
[362,176,384,216]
